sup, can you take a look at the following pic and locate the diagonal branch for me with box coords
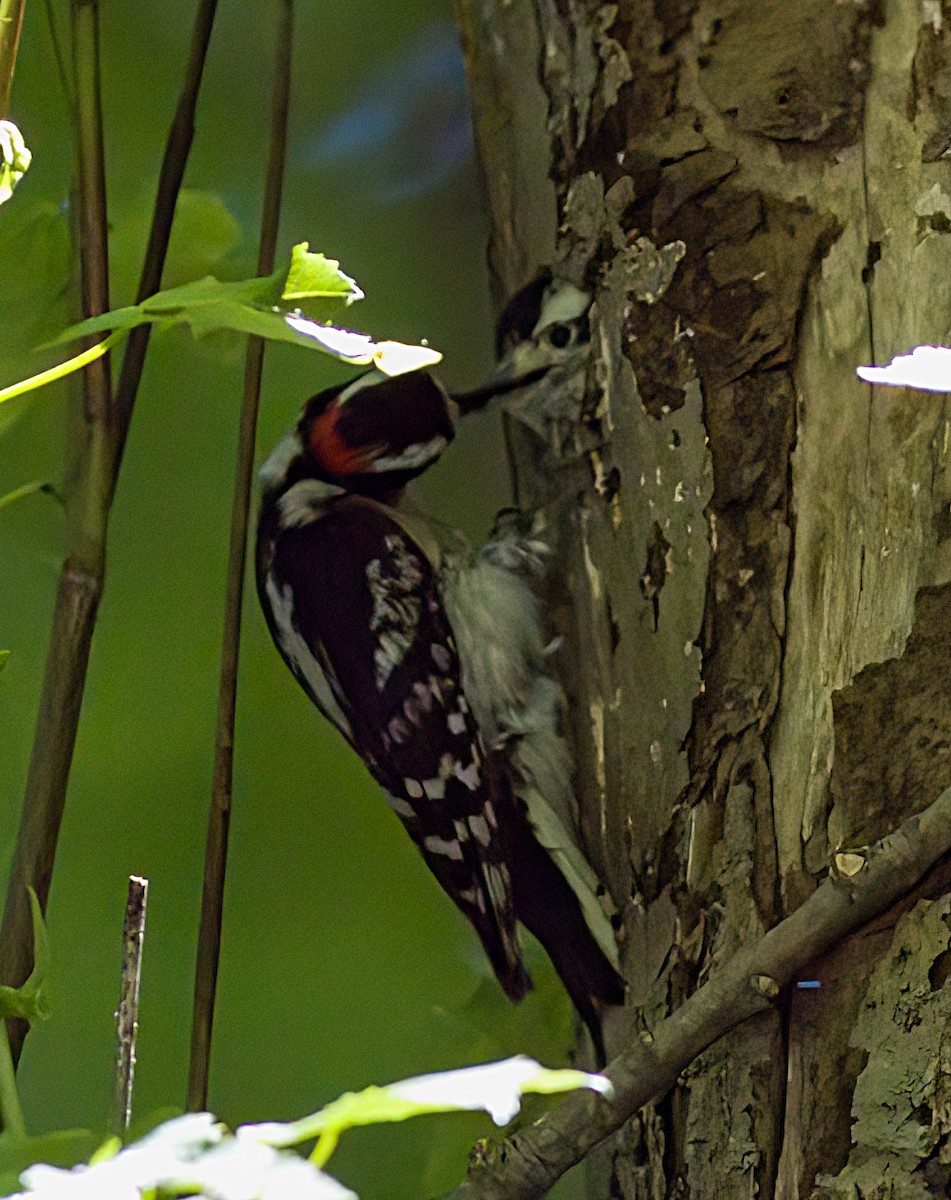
[445,785,951,1200]
[110,0,218,468]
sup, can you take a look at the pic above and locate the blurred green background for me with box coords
[0,3,578,1197]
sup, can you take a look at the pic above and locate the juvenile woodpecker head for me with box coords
[261,368,458,499]
[454,275,591,414]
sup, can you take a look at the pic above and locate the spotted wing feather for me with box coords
[257,491,531,1000]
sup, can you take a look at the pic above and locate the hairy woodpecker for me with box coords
[256,283,622,1057]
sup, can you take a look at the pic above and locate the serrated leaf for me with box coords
[0,890,49,1026]
[282,243,363,308]
[56,272,282,343]
[1,243,439,406]
[57,243,364,348]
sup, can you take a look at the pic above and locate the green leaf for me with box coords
[0,123,31,207]
[0,1063,611,1198]
[0,243,440,407]
[0,889,50,1026]
[56,272,282,341]
[0,1130,101,1196]
[281,242,364,310]
[163,189,243,286]
[57,242,364,347]
[242,1056,613,1167]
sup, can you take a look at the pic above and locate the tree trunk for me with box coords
[457,2,951,1196]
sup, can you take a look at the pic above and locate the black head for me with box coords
[298,368,458,495]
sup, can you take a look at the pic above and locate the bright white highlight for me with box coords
[387,1056,613,1126]
[857,345,951,392]
[285,316,442,377]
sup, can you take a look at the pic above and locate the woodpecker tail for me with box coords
[502,802,624,1066]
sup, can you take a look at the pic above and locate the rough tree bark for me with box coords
[457,2,951,1197]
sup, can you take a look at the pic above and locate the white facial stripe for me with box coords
[277,479,341,528]
[259,432,303,491]
[531,282,589,334]
[371,436,448,473]
[339,369,389,404]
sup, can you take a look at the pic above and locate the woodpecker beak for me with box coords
[451,357,547,415]
[453,281,591,415]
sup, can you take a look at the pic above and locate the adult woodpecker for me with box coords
[256,281,622,1058]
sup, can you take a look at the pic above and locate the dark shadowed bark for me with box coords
[456,2,951,1196]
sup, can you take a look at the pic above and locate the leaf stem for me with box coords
[0,331,122,406]
[0,1018,26,1137]
[187,0,294,1113]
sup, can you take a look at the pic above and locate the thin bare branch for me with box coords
[110,0,219,467]
[111,875,148,1138]
[187,0,294,1113]
[445,785,951,1200]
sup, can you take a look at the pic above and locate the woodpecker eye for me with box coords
[546,323,573,349]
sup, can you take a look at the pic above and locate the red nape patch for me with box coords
[307,404,374,476]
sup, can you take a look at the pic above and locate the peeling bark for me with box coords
[457,0,951,1196]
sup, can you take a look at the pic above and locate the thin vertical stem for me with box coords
[187,0,294,1113]
[111,876,148,1139]
[0,0,112,1069]
[0,1021,25,1137]
[0,0,26,118]
[0,0,220,1070]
